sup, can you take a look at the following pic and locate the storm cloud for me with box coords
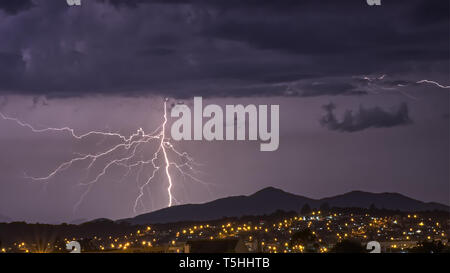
[0,1,449,222]
[320,102,412,132]
[0,0,447,98]
[0,0,34,15]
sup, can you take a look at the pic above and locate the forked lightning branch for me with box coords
[0,97,280,214]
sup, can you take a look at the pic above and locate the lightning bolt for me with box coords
[160,99,173,207]
[416,80,450,89]
[0,99,211,214]
[353,75,450,100]
[397,78,450,99]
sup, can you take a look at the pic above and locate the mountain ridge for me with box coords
[121,187,449,225]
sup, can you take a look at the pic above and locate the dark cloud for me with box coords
[0,0,34,15]
[320,102,412,132]
[284,80,367,97]
[0,0,447,98]
[95,0,148,8]
[411,1,449,25]
[201,0,448,57]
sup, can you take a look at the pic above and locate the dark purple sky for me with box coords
[0,0,448,223]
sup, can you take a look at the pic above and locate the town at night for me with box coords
[0,0,448,271]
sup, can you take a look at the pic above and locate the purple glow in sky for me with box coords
[0,0,448,223]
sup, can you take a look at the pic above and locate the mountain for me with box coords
[121,187,449,225]
[320,191,449,212]
[83,218,114,224]
[123,187,316,225]
[69,218,88,225]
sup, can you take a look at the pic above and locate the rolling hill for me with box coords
[122,187,449,225]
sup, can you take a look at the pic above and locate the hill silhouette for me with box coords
[122,187,449,225]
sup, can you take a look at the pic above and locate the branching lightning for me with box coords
[416,80,450,89]
[354,75,450,100]
[0,99,209,214]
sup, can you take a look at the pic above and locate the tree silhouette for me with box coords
[300,204,312,215]
[331,239,365,253]
[319,202,330,213]
[410,240,445,253]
